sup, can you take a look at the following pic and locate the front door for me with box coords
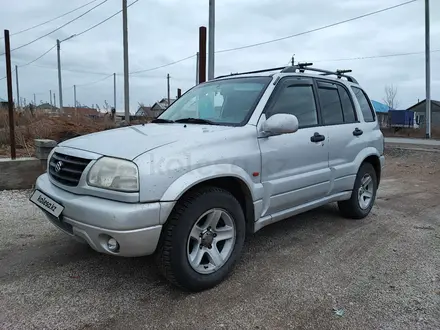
[258,77,330,217]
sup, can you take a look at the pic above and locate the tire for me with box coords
[338,162,377,219]
[156,186,246,292]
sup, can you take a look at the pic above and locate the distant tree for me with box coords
[103,100,110,112]
[28,103,35,117]
[383,84,399,110]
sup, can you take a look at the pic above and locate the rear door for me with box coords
[315,80,364,194]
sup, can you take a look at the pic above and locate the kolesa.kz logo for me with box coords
[37,195,58,212]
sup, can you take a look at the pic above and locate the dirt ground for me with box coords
[0,148,439,330]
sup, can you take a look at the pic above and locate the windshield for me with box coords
[158,77,271,125]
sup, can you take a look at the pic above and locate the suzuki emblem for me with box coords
[55,161,63,173]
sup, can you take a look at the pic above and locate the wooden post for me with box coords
[4,30,16,159]
[198,26,207,84]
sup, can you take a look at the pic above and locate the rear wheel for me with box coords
[156,186,246,292]
[338,162,377,219]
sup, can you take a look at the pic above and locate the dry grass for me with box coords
[0,111,116,157]
[381,127,440,139]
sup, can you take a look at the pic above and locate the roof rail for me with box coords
[282,63,358,83]
[214,63,358,83]
[215,66,286,79]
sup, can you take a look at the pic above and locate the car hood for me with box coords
[59,123,233,160]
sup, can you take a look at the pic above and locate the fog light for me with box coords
[107,238,119,252]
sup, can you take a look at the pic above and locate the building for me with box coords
[134,98,176,119]
[371,100,390,128]
[407,99,440,127]
[135,106,154,118]
[35,103,59,115]
[63,107,99,118]
[150,98,176,118]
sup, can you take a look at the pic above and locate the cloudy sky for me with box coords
[0,0,439,112]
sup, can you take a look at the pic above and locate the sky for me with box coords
[0,0,439,113]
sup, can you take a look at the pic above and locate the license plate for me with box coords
[30,190,64,218]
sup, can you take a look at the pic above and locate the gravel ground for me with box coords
[1,148,439,330]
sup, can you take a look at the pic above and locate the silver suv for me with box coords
[31,64,384,292]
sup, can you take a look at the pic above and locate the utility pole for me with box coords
[53,93,56,108]
[208,0,215,80]
[122,0,130,123]
[199,26,207,84]
[56,39,64,113]
[167,74,171,106]
[291,54,295,66]
[49,90,52,106]
[425,0,431,138]
[196,52,200,85]
[4,30,16,159]
[15,65,20,109]
[74,85,77,116]
[33,93,36,105]
[113,72,116,110]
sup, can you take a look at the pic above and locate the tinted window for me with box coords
[267,84,318,128]
[338,86,356,123]
[352,87,375,122]
[318,87,344,125]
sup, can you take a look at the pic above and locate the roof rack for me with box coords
[215,63,358,84]
[281,63,358,83]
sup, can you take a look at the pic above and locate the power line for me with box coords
[0,0,108,56]
[308,49,440,63]
[129,1,418,74]
[19,45,57,67]
[73,0,140,39]
[75,73,113,87]
[130,54,196,75]
[6,48,438,82]
[216,0,419,53]
[0,67,16,81]
[29,63,111,76]
[0,0,99,40]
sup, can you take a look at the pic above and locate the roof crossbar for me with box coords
[282,64,358,83]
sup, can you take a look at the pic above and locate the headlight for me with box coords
[87,157,139,192]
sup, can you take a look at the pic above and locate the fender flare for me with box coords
[354,147,381,168]
[160,164,259,202]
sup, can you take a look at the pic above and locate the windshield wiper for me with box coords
[174,118,216,125]
[151,118,175,123]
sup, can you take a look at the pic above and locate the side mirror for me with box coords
[262,113,299,136]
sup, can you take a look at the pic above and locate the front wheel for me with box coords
[156,186,246,292]
[338,162,377,219]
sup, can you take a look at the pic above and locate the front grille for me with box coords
[49,152,92,186]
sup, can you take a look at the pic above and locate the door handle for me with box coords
[353,128,363,136]
[310,132,325,143]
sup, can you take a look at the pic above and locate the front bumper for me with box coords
[35,174,172,257]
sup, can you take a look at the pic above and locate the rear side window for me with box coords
[317,81,357,125]
[352,87,375,122]
[337,86,357,123]
[318,87,344,125]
